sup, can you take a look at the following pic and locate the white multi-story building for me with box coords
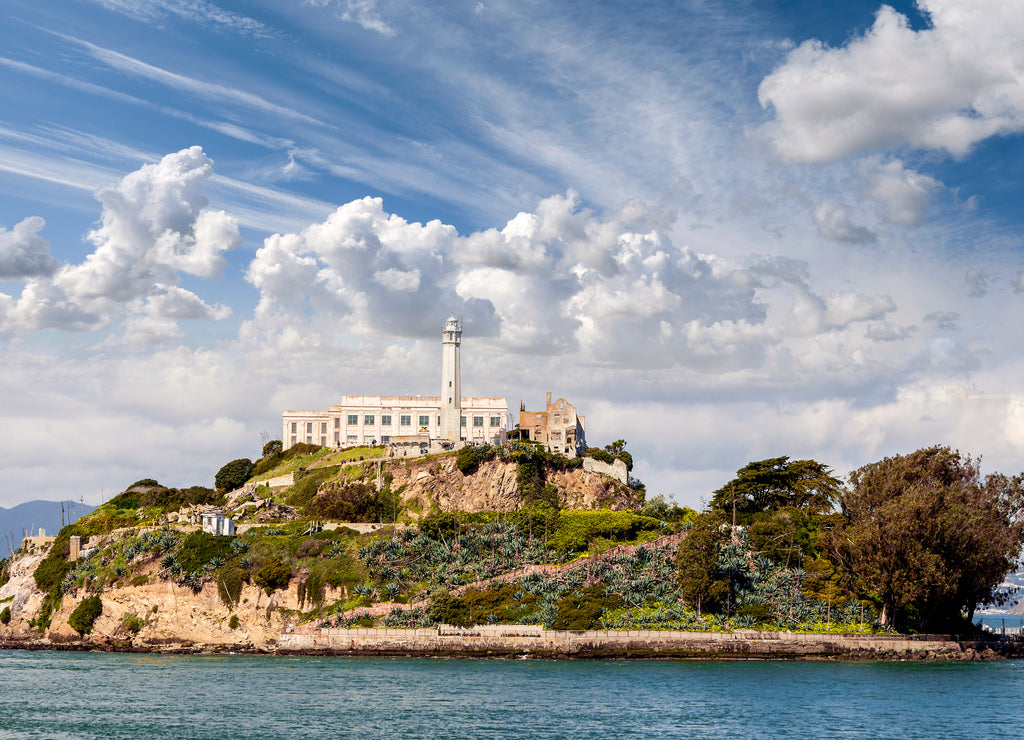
[282,317,509,452]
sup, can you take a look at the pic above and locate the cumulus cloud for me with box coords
[242,192,903,374]
[861,157,940,226]
[0,216,59,279]
[2,147,239,336]
[757,0,1024,163]
[813,200,876,244]
[245,196,495,345]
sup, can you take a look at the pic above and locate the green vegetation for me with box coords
[709,457,842,515]
[228,614,240,629]
[215,458,255,492]
[1,606,11,625]
[548,510,663,554]
[120,612,145,634]
[253,558,292,594]
[833,446,1024,631]
[12,436,1013,639]
[68,594,103,635]
[0,557,9,589]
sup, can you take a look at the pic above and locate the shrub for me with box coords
[121,612,145,634]
[216,565,250,607]
[551,584,623,630]
[288,466,341,511]
[427,591,470,626]
[228,614,240,629]
[254,559,292,594]
[177,531,234,574]
[216,458,255,492]
[548,510,662,553]
[0,557,9,589]
[68,595,103,635]
[303,481,379,521]
[128,478,161,489]
[262,440,283,458]
[297,571,326,608]
[1,606,11,625]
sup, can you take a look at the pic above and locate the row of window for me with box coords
[290,415,502,433]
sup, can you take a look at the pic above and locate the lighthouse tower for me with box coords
[439,315,462,442]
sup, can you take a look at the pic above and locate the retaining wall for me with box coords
[278,625,1010,659]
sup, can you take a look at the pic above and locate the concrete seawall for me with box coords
[279,625,1019,660]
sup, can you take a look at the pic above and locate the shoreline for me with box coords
[4,627,1022,661]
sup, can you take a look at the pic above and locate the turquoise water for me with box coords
[1,650,1022,738]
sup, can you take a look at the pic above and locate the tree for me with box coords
[676,511,730,616]
[832,446,1024,631]
[709,457,842,516]
[604,440,633,472]
[215,458,254,492]
[262,439,283,458]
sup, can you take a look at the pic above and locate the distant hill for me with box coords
[0,499,96,556]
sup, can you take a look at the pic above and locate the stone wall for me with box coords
[279,625,1012,659]
[582,457,629,484]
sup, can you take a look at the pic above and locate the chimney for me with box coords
[545,391,552,408]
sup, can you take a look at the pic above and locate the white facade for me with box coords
[283,395,508,449]
[202,511,236,536]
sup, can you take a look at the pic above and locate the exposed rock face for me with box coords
[0,549,340,651]
[386,456,640,515]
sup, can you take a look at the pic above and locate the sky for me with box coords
[2,0,1024,510]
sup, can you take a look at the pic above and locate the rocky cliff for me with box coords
[386,456,639,514]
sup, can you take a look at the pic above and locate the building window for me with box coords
[401,415,411,426]
[334,418,340,429]
[347,435,358,444]
[473,416,484,427]
[419,415,430,426]
[290,422,297,433]
[306,422,313,433]
[381,415,392,426]
[347,414,358,425]
[460,416,467,427]
[290,435,296,445]
[334,433,340,444]
[320,436,326,445]
[490,416,500,427]
[364,415,374,425]
[321,422,327,433]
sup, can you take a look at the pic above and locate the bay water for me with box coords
[1,649,1021,738]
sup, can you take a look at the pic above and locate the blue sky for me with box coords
[2,0,1024,508]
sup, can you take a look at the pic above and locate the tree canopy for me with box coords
[709,457,842,515]
[214,458,254,492]
[832,446,1024,631]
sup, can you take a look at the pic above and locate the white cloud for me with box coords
[862,157,940,226]
[307,0,396,36]
[757,0,1024,163]
[0,216,59,279]
[813,200,876,244]
[3,147,239,336]
[89,0,274,38]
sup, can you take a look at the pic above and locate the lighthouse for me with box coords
[439,315,462,442]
